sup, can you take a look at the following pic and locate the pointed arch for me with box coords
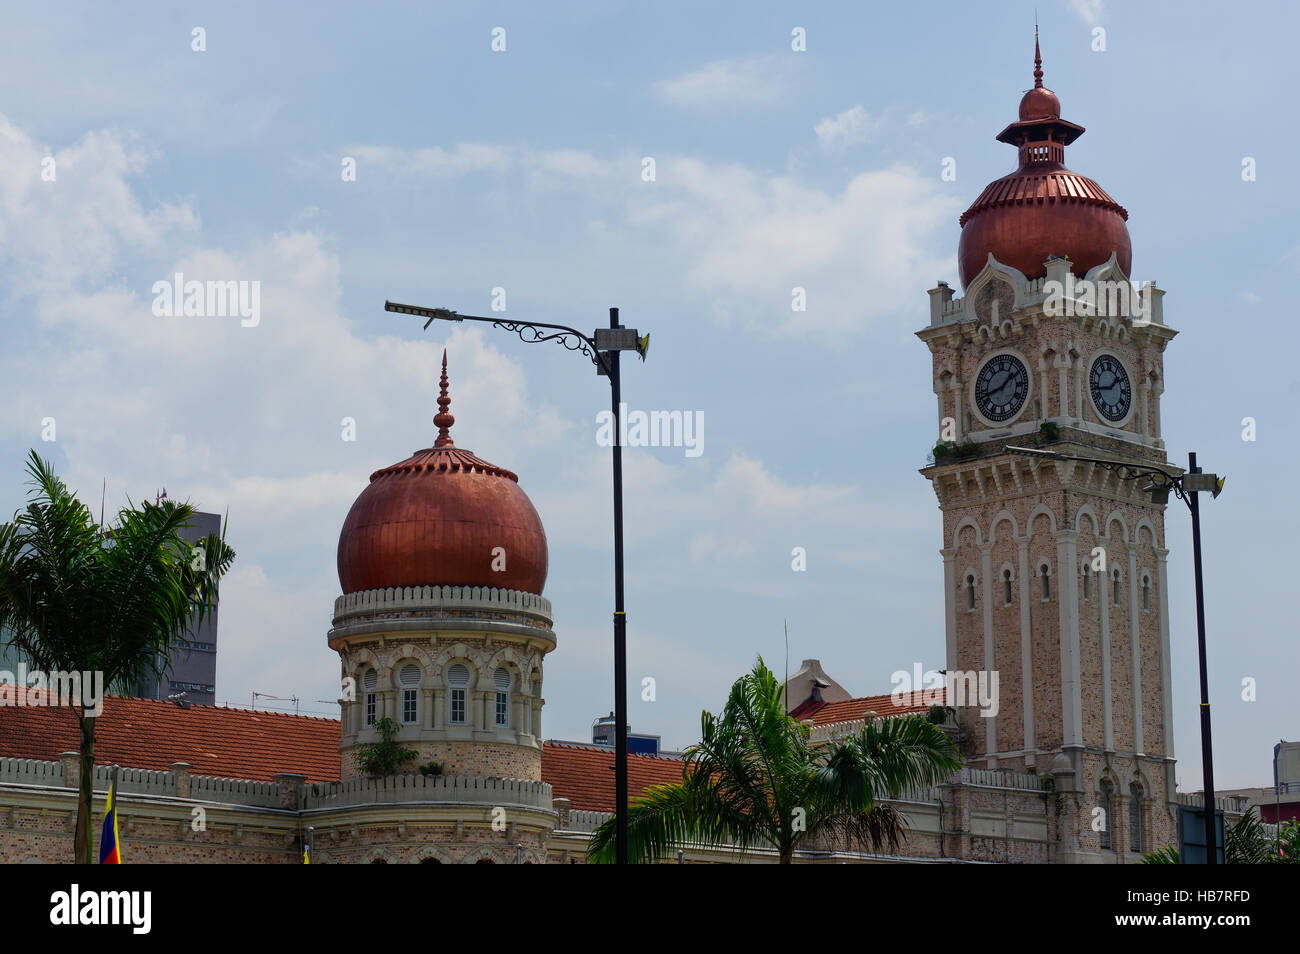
[988,511,1019,544]
[1073,503,1100,535]
[951,516,984,550]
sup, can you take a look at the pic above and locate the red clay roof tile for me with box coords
[0,691,340,783]
[540,743,685,813]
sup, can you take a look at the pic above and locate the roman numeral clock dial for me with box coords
[974,353,1029,423]
[1089,353,1132,423]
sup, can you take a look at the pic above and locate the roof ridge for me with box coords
[93,695,341,724]
[960,167,1128,226]
[369,445,520,483]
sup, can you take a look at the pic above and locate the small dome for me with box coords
[336,353,548,596]
[1018,85,1060,121]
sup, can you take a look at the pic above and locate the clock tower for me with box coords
[917,40,1180,862]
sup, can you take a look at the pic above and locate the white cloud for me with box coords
[814,105,881,149]
[0,117,197,294]
[1069,0,1105,25]
[341,142,958,336]
[652,56,794,107]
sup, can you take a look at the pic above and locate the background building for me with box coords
[133,510,221,705]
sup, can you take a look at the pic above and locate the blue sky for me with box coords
[0,0,1295,790]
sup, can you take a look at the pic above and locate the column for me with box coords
[1017,538,1034,763]
[942,548,958,673]
[1057,531,1082,747]
[1129,548,1143,755]
[1056,355,1070,418]
[1099,542,1114,751]
[432,688,445,730]
[1156,548,1174,759]
[981,542,996,766]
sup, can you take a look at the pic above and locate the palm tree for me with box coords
[0,451,233,863]
[588,657,961,863]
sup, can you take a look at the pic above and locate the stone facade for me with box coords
[330,586,555,782]
[918,253,1181,861]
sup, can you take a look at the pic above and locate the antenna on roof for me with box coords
[784,619,789,718]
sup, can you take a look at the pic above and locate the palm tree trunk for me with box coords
[74,713,95,864]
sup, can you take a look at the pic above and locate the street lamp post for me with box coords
[1004,445,1225,864]
[385,300,647,865]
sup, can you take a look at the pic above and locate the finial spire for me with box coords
[1033,25,1043,88]
[434,349,455,447]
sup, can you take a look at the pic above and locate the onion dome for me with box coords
[336,352,548,596]
[957,34,1130,288]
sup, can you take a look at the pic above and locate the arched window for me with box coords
[1129,783,1144,851]
[494,667,511,727]
[1002,569,1013,606]
[1142,576,1151,612]
[420,857,442,864]
[966,575,976,611]
[363,669,378,726]
[447,663,470,724]
[1099,780,1114,850]
[398,663,421,725]
[1039,564,1050,600]
[1112,569,1121,607]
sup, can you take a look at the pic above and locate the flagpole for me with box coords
[110,764,119,863]
[99,763,121,864]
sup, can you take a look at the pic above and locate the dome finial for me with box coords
[1033,24,1044,88]
[434,349,455,447]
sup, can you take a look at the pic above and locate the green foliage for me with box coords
[419,760,445,777]
[926,704,947,725]
[0,451,234,863]
[355,717,418,777]
[1038,421,1061,443]
[930,438,979,466]
[1140,844,1180,864]
[587,657,962,864]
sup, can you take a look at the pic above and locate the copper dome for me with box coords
[1018,86,1060,121]
[957,36,1130,288]
[336,353,548,596]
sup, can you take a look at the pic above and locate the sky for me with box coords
[0,0,1295,791]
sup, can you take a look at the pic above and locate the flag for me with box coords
[99,777,121,864]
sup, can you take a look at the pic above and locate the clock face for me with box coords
[974,353,1029,423]
[1089,354,1132,423]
